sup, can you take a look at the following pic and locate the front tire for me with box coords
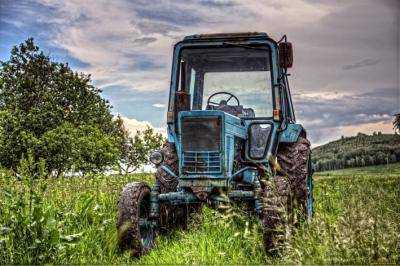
[117,182,155,257]
[155,142,196,231]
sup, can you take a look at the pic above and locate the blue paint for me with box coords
[161,165,178,179]
[279,123,304,143]
[242,168,258,184]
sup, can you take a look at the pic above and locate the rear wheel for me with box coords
[117,182,155,257]
[261,175,290,254]
[277,136,312,222]
[262,136,313,254]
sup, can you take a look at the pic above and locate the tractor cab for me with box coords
[164,32,297,186]
[117,32,313,257]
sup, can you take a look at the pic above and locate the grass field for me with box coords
[1,163,399,264]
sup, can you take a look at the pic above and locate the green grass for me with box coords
[1,163,399,264]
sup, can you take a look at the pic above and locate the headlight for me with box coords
[149,150,164,165]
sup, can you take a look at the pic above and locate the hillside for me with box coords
[312,132,400,172]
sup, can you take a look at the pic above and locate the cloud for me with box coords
[152,103,165,108]
[132,37,158,46]
[132,19,180,35]
[295,87,398,145]
[340,120,393,137]
[119,116,166,137]
[134,5,204,26]
[198,0,237,8]
[342,58,381,70]
[1,0,398,146]
[101,85,169,128]
[311,120,393,147]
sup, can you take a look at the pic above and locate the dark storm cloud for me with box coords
[342,59,381,70]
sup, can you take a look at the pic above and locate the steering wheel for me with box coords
[206,92,240,108]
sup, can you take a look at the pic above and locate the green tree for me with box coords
[41,122,77,177]
[0,38,119,175]
[74,125,120,174]
[116,123,164,174]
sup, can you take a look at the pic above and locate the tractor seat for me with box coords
[206,102,255,118]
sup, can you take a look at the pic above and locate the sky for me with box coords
[0,0,399,146]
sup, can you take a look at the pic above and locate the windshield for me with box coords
[179,46,273,117]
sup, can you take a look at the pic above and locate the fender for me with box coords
[279,123,305,143]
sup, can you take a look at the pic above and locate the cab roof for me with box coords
[182,32,272,43]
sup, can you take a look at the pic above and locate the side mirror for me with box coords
[247,122,273,160]
[278,42,293,68]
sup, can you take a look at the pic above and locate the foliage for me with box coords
[0,154,60,264]
[115,115,164,174]
[312,132,400,171]
[1,164,399,264]
[0,38,119,175]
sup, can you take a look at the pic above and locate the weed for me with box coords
[0,164,399,264]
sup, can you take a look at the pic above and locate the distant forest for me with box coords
[311,132,400,172]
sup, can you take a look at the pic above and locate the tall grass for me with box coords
[0,163,399,264]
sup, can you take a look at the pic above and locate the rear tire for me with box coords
[262,136,313,254]
[277,136,312,222]
[117,182,155,257]
[261,175,290,254]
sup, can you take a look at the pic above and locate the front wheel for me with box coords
[117,182,156,257]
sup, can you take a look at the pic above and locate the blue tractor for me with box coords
[117,32,313,256]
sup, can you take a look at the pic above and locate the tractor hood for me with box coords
[177,110,246,181]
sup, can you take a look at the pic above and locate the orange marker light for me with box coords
[273,109,280,120]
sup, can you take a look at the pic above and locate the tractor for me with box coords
[117,32,313,256]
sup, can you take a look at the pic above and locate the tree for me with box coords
[74,125,120,174]
[116,121,164,174]
[0,38,119,175]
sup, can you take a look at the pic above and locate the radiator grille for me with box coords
[181,117,221,151]
[182,151,221,174]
